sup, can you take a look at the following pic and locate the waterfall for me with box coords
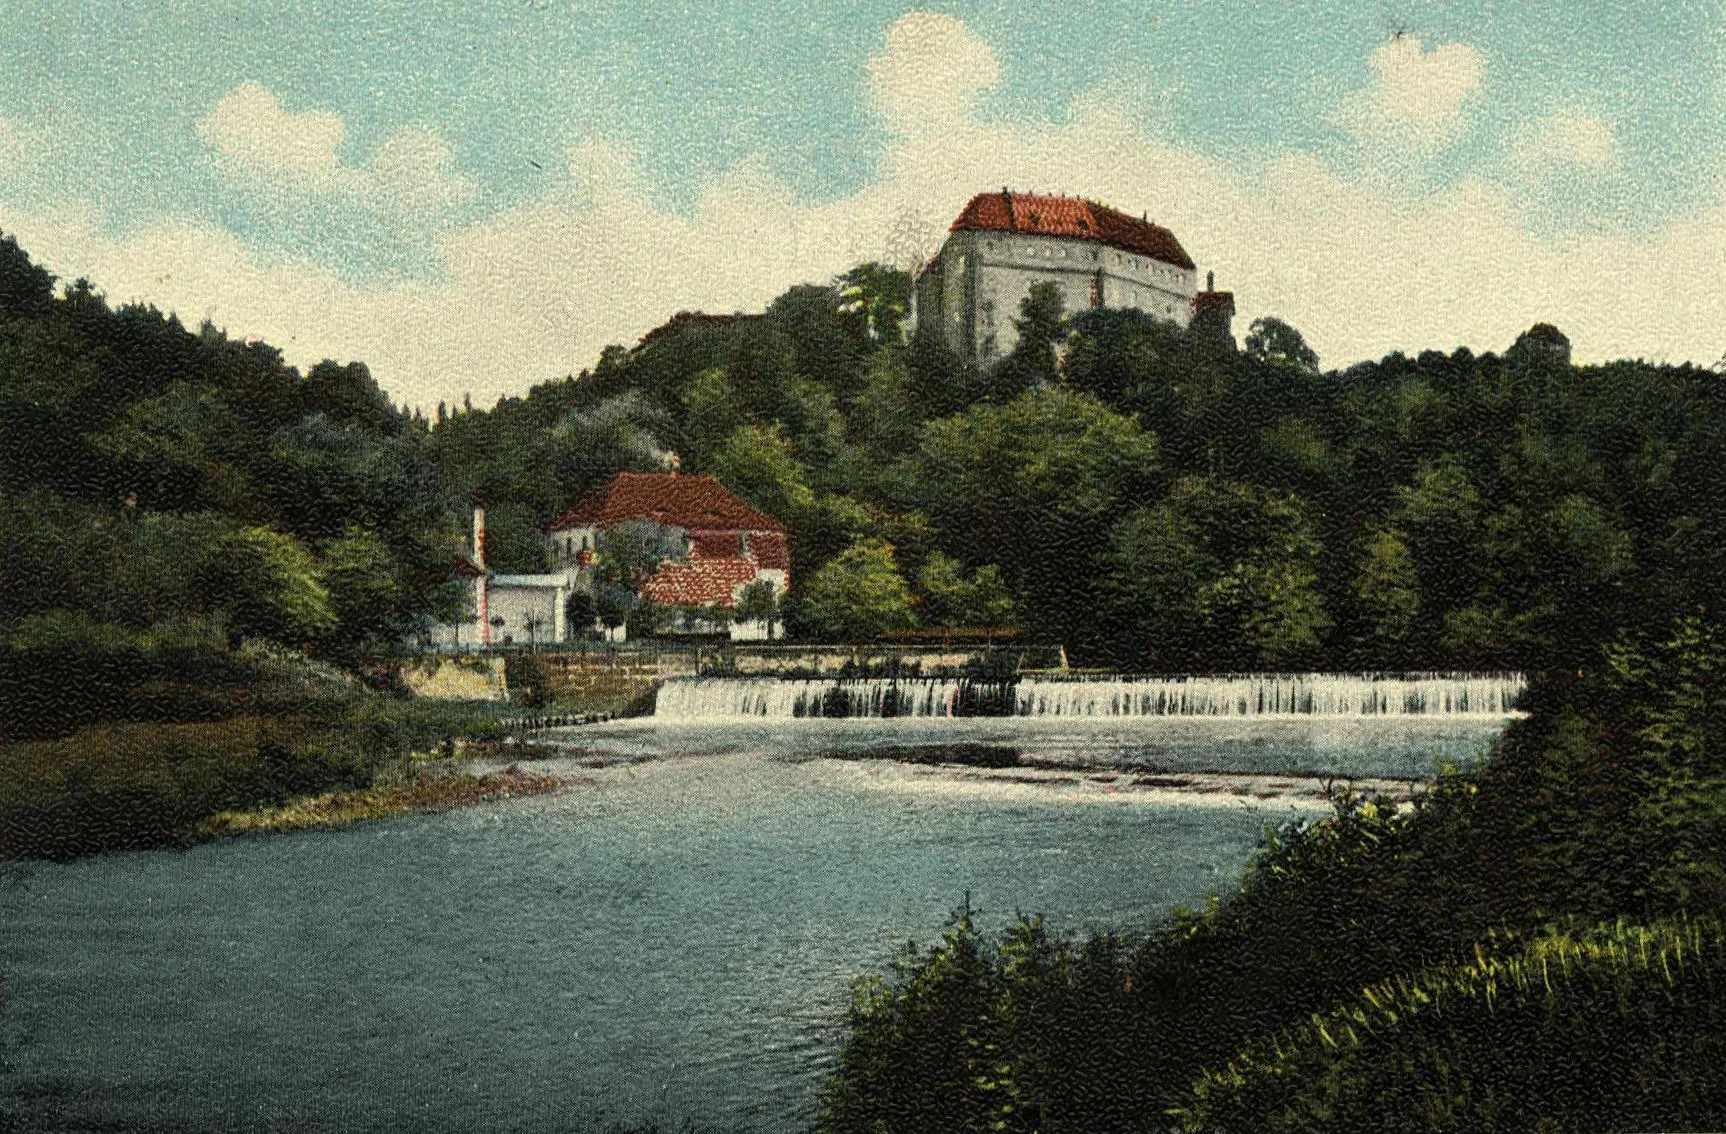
[1013,673,1526,717]
[652,677,1011,719]
[652,673,1527,720]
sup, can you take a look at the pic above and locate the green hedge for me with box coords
[1175,917,1726,1133]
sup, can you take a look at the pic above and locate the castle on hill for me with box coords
[911,189,1234,362]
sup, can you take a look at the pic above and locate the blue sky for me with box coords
[2,1,1722,405]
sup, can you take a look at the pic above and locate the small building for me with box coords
[426,510,575,649]
[544,472,790,640]
[911,189,1203,363]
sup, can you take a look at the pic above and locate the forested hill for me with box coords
[432,265,1726,670]
[4,222,1722,672]
[0,231,464,664]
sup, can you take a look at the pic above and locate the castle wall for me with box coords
[915,230,1198,363]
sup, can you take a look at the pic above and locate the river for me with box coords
[1,678,1519,1132]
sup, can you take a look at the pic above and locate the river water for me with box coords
[2,697,1516,1132]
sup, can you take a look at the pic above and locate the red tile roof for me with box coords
[689,530,742,558]
[1193,290,1235,315]
[639,554,763,608]
[747,530,789,571]
[545,473,785,534]
[949,191,1196,271]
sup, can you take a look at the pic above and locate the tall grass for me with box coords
[1175,916,1726,1132]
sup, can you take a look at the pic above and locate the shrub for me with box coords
[1175,917,1726,1133]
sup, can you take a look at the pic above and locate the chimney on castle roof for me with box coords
[1207,270,1215,290]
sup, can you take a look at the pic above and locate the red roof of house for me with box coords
[747,530,789,571]
[1193,290,1235,315]
[689,530,743,558]
[639,553,764,608]
[949,191,1196,271]
[545,473,785,534]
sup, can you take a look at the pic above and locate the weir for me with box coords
[651,672,1528,720]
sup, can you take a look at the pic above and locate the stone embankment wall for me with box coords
[402,656,508,701]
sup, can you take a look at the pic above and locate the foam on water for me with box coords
[654,672,1527,720]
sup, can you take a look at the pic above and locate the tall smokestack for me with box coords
[473,507,490,646]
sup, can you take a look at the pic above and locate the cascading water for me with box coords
[652,673,1527,720]
[651,677,1014,719]
[1013,673,1526,717]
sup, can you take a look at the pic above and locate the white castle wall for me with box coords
[915,230,1198,362]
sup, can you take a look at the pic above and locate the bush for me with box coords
[1175,917,1726,1132]
[0,717,367,859]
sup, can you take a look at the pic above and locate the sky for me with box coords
[2,0,1723,408]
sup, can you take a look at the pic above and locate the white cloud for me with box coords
[199,81,345,180]
[1513,108,1618,171]
[867,11,999,135]
[4,17,1722,411]
[198,82,476,219]
[1336,36,1485,150]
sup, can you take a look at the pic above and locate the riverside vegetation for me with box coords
[3,226,1724,1127]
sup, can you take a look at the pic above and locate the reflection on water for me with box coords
[1,715,1511,1133]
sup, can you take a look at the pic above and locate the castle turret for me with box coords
[1191,270,1237,348]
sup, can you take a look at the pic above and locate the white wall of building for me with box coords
[913,230,1197,362]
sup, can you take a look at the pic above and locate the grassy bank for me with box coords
[196,764,566,839]
[0,664,515,861]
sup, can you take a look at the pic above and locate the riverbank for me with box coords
[195,764,568,839]
[0,698,512,861]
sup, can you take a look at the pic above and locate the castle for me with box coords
[911,190,1234,361]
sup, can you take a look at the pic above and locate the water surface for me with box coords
[2,714,1509,1132]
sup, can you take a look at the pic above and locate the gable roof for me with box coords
[948,191,1196,271]
[545,472,784,533]
[639,553,763,608]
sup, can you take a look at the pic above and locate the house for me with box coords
[910,189,1234,362]
[543,472,790,640]
[429,508,575,649]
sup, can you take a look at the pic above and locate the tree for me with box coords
[1352,527,1422,663]
[737,579,781,639]
[704,422,816,523]
[0,229,56,316]
[317,526,405,654]
[1105,477,1331,668]
[899,385,1157,648]
[837,262,912,348]
[997,281,1067,395]
[1243,316,1319,373]
[203,526,338,646]
[797,539,916,641]
[565,591,598,640]
[915,552,1017,628]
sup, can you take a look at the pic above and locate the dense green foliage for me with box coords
[426,256,1724,662]
[0,230,465,670]
[819,619,1726,1131]
[0,232,497,858]
[0,642,506,859]
[1174,917,1726,1132]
